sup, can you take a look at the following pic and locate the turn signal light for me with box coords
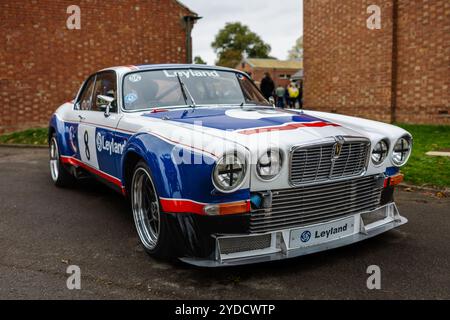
[384,173,404,187]
[203,201,250,216]
[390,173,404,186]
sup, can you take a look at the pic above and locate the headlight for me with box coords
[257,149,282,180]
[371,140,389,165]
[392,136,412,166]
[212,153,247,193]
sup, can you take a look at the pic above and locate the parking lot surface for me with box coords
[0,146,449,299]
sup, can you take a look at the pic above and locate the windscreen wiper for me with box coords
[176,73,196,109]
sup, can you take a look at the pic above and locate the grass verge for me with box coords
[398,124,450,189]
[0,128,48,146]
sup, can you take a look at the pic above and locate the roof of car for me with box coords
[135,64,238,71]
[102,63,240,72]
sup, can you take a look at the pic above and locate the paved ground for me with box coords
[0,146,449,300]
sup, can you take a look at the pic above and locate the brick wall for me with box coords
[395,0,450,123]
[0,0,195,133]
[303,0,449,124]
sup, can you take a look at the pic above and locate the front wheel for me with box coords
[131,161,174,258]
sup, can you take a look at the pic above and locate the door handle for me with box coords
[78,115,85,121]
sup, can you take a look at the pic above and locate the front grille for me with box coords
[218,234,272,254]
[290,140,370,185]
[250,175,383,233]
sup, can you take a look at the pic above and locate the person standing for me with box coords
[287,82,299,109]
[275,84,286,108]
[284,85,291,108]
[260,72,275,100]
[297,80,303,109]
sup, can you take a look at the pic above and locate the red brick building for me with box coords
[237,58,303,88]
[303,0,449,124]
[0,0,198,133]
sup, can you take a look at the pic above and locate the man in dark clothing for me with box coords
[260,72,275,100]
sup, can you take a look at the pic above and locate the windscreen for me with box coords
[122,69,269,110]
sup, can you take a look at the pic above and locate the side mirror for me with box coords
[268,96,275,107]
[97,95,115,117]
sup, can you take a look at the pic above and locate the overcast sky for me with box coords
[180,0,303,65]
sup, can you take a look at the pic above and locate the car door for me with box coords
[77,71,123,184]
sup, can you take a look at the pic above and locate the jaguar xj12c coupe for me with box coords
[48,64,412,266]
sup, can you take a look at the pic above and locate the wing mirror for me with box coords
[97,95,115,117]
[268,96,275,107]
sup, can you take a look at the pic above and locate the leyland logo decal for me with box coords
[163,69,220,78]
[96,132,126,155]
[299,223,349,243]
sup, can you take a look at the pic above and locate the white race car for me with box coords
[48,64,412,266]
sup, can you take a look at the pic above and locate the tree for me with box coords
[211,22,271,68]
[193,56,207,64]
[288,36,303,61]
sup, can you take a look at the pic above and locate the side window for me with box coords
[91,72,117,112]
[77,76,96,111]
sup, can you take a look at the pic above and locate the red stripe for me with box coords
[60,156,123,188]
[159,198,250,215]
[160,198,206,215]
[238,121,340,135]
[125,65,139,70]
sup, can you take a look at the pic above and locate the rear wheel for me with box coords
[49,135,74,187]
[131,161,174,258]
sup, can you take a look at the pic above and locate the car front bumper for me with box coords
[179,202,407,267]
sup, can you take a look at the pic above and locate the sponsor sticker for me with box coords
[289,216,355,248]
[68,125,78,153]
[125,92,138,105]
[128,74,142,82]
[96,132,126,155]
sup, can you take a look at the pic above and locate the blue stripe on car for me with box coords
[142,108,328,131]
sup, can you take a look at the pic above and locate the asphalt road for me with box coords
[0,146,449,300]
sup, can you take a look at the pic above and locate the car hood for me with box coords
[140,106,367,151]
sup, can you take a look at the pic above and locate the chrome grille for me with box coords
[250,175,383,233]
[290,139,370,185]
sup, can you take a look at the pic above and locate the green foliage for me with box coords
[193,56,207,65]
[0,128,48,145]
[398,124,450,188]
[211,22,271,68]
[288,36,303,60]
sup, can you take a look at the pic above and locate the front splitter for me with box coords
[180,207,407,267]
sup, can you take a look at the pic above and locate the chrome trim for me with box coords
[371,138,390,167]
[288,136,371,187]
[255,148,283,182]
[391,134,413,167]
[211,151,249,194]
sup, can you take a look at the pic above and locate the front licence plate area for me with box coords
[289,216,355,249]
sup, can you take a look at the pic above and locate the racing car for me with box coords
[48,64,412,266]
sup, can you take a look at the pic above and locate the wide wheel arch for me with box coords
[48,126,55,145]
[122,150,144,198]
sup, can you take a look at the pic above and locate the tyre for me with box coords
[131,161,174,258]
[49,134,74,187]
